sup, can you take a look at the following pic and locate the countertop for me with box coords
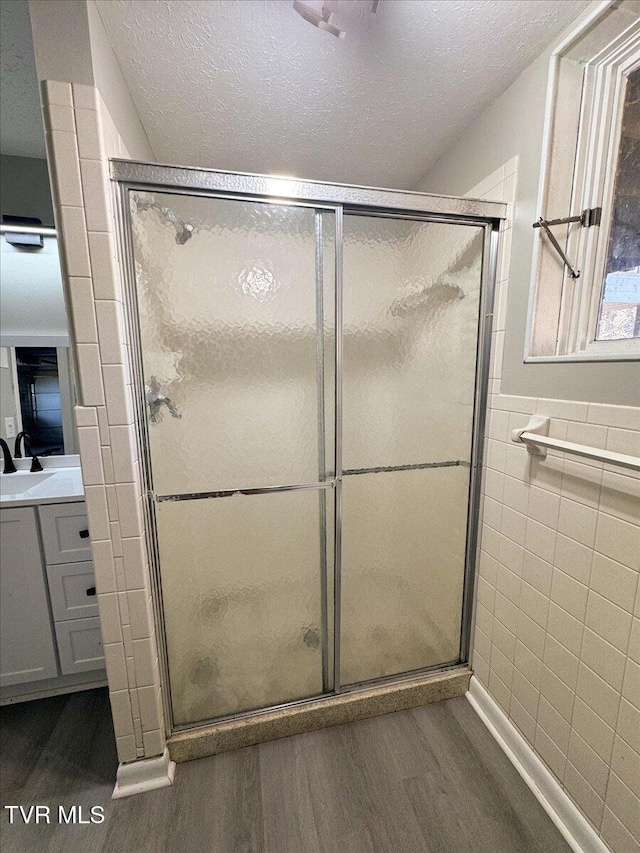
[0,456,85,508]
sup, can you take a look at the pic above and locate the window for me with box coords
[597,66,640,342]
[528,3,640,361]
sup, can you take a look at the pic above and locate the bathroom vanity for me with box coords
[0,460,107,703]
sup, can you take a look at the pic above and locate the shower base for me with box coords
[168,666,471,762]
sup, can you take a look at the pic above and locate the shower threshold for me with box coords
[168,665,471,762]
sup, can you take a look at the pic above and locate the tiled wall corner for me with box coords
[470,162,640,852]
[42,81,166,765]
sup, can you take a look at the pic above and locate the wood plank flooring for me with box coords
[0,687,572,853]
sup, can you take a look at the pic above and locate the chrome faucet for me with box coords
[0,438,17,474]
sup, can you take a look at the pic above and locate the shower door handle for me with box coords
[146,378,182,423]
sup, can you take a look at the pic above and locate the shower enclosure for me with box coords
[112,162,503,733]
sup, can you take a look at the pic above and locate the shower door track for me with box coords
[169,660,467,734]
[111,160,504,736]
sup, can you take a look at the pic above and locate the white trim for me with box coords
[525,351,639,363]
[111,748,176,799]
[8,347,23,435]
[551,1,615,58]
[581,336,640,359]
[0,679,108,706]
[570,39,640,356]
[466,677,610,853]
[0,335,71,348]
[57,346,77,454]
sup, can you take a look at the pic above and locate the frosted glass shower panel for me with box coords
[157,488,332,724]
[340,214,484,685]
[340,467,470,685]
[129,192,335,494]
[342,216,484,469]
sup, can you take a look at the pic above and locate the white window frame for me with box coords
[526,1,640,362]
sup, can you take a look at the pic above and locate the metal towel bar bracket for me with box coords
[532,207,601,280]
[511,416,640,472]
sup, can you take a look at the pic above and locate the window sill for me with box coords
[524,351,640,364]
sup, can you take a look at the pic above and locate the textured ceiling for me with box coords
[96,0,589,188]
[0,0,46,159]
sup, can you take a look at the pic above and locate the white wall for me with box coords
[428,21,640,847]
[86,0,154,161]
[0,237,68,342]
[37,77,167,766]
[29,0,93,88]
[415,3,640,408]
[471,160,640,853]
[29,0,163,766]
[28,0,154,161]
[0,152,67,343]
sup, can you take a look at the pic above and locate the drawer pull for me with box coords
[86,586,96,597]
[79,529,90,539]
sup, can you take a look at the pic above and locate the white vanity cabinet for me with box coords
[0,507,58,687]
[0,500,107,700]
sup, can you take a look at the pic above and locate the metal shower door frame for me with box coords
[111,160,504,735]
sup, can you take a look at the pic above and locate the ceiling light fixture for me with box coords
[292,0,379,39]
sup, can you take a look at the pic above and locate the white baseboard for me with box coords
[466,677,609,853]
[112,748,176,799]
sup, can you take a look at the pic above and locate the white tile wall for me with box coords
[470,161,640,852]
[42,81,165,764]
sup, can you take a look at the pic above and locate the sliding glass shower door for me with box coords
[340,215,484,685]
[121,171,494,730]
[129,192,336,725]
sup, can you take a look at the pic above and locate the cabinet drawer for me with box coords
[38,503,92,565]
[47,562,98,622]
[54,617,104,675]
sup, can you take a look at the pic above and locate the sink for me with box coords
[0,463,83,506]
[0,471,54,496]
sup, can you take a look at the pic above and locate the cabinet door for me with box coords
[54,618,104,674]
[38,502,92,564]
[0,507,58,687]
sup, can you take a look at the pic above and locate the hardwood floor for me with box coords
[0,687,572,852]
